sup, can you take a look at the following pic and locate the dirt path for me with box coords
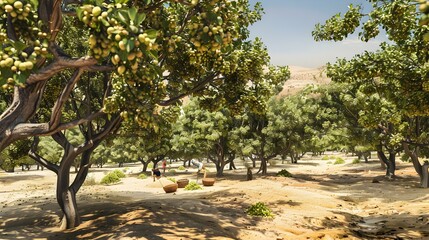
[1,157,429,239]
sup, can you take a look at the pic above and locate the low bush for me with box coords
[352,158,360,164]
[137,173,148,179]
[113,169,126,178]
[334,157,345,165]
[169,169,176,174]
[100,172,121,185]
[246,202,274,217]
[178,165,186,170]
[321,156,330,160]
[167,177,176,183]
[276,169,293,177]
[184,181,202,191]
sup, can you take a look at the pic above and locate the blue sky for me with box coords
[248,0,387,68]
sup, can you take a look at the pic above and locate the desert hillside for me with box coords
[279,66,330,96]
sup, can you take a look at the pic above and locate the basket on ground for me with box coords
[177,179,189,188]
[202,178,215,186]
[163,183,178,193]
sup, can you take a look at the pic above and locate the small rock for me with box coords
[372,179,380,183]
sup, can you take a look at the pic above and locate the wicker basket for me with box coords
[202,178,215,186]
[177,179,189,188]
[163,183,178,193]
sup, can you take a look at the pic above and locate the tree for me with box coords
[313,0,429,183]
[0,0,285,229]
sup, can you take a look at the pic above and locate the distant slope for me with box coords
[279,66,330,96]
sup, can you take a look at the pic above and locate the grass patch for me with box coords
[169,169,176,174]
[101,172,121,185]
[276,169,293,177]
[246,202,274,218]
[334,157,345,165]
[321,156,330,160]
[352,158,360,164]
[137,173,148,179]
[84,175,97,186]
[184,181,202,191]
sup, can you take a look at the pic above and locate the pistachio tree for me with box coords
[0,0,274,229]
[313,0,429,183]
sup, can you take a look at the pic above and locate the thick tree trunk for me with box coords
[140,158,150,172]
[402,142,429,187]
[215,162,226,177]
[59,188,81,230]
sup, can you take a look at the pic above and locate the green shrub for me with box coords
[321,156,330,160]
[246,202,274,217]
[137,173,148,179]
[352,158,360,164]
[169,169,176,174]
[83,175,97,186]
[123,167,130,172]
[326,161,332,164]
[334,157,345,165]
[184,181,202,191]
[276,169,292,177]
[167,177,176,183]
[101,172,121,185]
[178,165,186,170]
[113,169,126,178]
[148,162,153,169]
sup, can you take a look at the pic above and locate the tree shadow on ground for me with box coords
[320,210,429,239]
[0,188,264,240]
[0,174,45,184]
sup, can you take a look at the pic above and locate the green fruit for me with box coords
[4,4,13,12]
[92,6,102,17]
[117,65,126,75]
[118,40,126,50]
[13,1,23,9]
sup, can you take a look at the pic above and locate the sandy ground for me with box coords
[1,154,429,240]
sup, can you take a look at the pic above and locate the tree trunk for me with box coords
[140,159,150,172]
[215,162,226,177]
[257,158,268,175]
[58,188,81,230]
[377,148,395,178]
[229,159,236,170]
[402,142,428,187]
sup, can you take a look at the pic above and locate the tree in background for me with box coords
[313,0,429,184]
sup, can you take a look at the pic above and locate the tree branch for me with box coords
[28,137,59,174]
[50,69,84,129]
[27,57,98,84]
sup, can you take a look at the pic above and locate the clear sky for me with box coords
[248,0,387,68]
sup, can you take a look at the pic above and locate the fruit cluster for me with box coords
[0,0,32,20]
[0,0,48,89]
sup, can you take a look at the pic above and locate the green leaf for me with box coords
[76,8,84,20]
[144,29,158,40]
[116,10,129,24]
[126,39,135,52]
[128,7,137,21]
[118,50,128,61]
[135,13,146,26]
